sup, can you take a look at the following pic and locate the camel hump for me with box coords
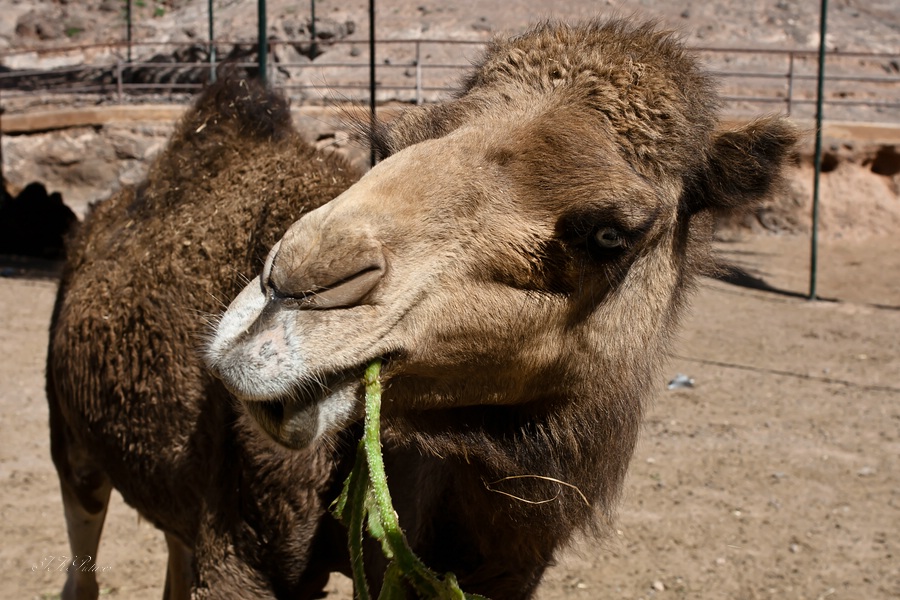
[179,76,293,144]
[132,77,297,214]
[156,77,294,184]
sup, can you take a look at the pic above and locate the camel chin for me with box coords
[207,276,366,449]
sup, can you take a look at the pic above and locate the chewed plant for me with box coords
[333,360,487,600]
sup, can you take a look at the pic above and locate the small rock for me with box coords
[472,17,492,33]
[857,466,876,477]
[309,17,355,41]
[16,10,66,41]
[282,19,305,37]
[652,580,665,592]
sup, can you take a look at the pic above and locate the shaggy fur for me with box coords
[46,78,360,599]
[208,18,799,599]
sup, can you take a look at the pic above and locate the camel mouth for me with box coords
[239,364,371,450]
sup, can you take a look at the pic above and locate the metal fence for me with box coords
[2,38,899,122]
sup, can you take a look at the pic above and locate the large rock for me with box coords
[3,124,171,217]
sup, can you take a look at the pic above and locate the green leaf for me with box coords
[377,561,408,600]
[365,488,393,558]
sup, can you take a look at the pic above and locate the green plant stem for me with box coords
[347,442,372,600]
[334,359,488,600]
[363,361,444,596]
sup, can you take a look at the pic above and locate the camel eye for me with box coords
[594,227,625,249]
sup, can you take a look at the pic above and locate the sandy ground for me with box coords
[1,232,898,600]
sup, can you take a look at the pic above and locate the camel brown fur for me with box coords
[208,19,800,599]
[46,78,361,599]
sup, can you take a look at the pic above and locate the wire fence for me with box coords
[2,38,899,122]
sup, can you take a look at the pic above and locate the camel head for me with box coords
[206,20,798,452]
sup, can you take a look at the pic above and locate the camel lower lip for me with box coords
[240,365,371,449]
[244,398,290,431]
[243,395,320,449]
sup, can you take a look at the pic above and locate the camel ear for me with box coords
[683,116,800,215]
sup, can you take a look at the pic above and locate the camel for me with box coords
[45,78,361,599]
[207,19,799,598]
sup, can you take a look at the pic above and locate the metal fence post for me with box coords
[310,0,318,60]
[208,0,216,83]
[415,40,423,105]
[116,60,123,102]
[368,0,376,166]
[258,0,267,84]
[809,0,829,301]
[786,51,794,116]
[126,0,133,63]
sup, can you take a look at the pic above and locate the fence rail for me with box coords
[2,39,899,121]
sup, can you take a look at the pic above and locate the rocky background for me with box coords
[3,0,899,55]
[1,0,899,250]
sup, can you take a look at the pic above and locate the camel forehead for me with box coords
[365,110,673,235]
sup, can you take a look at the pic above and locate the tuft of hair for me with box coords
[180,75,292,143]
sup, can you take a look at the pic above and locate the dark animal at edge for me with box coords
[46,78,360,599]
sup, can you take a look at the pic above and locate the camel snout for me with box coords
[264,222,386,310]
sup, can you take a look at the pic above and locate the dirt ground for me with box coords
[1,230,898,600]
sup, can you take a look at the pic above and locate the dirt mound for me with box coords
[719,136,900,240]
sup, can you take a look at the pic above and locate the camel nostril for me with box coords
[295,265,384,309]
[268,240,386,310]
